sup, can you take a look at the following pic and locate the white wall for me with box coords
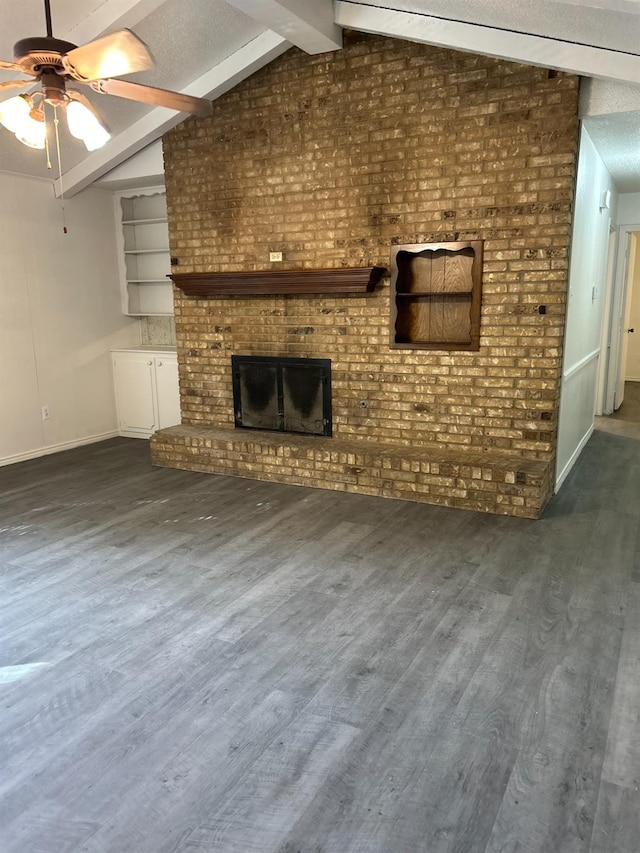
[0,173,139,465]
[556,126,617,490]
[617,193,640,225]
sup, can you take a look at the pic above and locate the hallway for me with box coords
[596,381,640,440]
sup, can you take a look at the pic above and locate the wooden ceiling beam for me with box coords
[335,1,640,85]
[226,0,342,53]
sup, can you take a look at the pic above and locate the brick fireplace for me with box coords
[150,31,580,518]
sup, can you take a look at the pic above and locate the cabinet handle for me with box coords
[157,361,163,366]
[147,360,153,366]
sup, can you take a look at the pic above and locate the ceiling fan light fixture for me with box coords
[0,94,31,133]
[66,98,110,151]
[0,94,45,148]
[15,117,46,149]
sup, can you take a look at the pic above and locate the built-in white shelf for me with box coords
[116,189,173,317]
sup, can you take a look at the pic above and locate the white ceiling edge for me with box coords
[226,0,342,52]
[558,0,640,11]
[334,1,640,84]
[581,77,640,117]
[60,30,289,196]
[0,168,116,198]
[0,169,57,186]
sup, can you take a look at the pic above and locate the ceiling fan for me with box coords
[0,0,212,151]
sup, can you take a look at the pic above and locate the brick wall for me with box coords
[154,32,580,517]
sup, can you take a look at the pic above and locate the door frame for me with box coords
[603,224,640,413]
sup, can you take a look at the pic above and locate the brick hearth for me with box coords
[151,425,552,518]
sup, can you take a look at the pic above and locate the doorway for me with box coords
[597,226,640,438]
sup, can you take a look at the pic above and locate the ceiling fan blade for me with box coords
[0,59,23,72]
[62,29,153,81]
[91,78,212,117]
[0,79,31,91]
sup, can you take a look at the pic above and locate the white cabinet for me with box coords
[155,354,180,428]
[112,349,180,438]
[115,189,173,317]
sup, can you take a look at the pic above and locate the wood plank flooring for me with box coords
[0,429,639,852]
[611,381,640,423]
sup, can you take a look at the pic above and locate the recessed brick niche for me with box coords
[151,31,580,518]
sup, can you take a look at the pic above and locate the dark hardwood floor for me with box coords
[1,430,639,852]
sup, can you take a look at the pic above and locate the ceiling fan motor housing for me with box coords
[41,72,67,106]
[13,37,77,74]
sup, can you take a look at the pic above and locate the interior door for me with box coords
[605,228,640,413]
[624,237,640,381]
[615,233,637,409]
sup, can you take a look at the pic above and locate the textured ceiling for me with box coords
[584,110,640,192]
[1,0,640,192]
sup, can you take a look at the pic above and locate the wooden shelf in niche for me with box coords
[390,241,483,351]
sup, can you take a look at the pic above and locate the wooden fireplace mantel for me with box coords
[169,266,387,297]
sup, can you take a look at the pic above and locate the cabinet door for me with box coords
[155,356,181,428]
[113,354,157,435]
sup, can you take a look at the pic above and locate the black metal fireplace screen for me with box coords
[231,356,332,436]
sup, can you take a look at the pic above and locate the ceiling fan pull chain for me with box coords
[52,105,68,234]
[44,107,52,170]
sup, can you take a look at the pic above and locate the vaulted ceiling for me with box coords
[1,0,639,195]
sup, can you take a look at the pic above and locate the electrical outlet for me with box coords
[269,252,283,263]
[42,406,50,420]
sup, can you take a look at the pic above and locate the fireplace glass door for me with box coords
[232,356,331,436]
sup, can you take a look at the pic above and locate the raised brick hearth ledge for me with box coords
[150,426,553,519]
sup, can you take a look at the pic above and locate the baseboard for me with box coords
[0,431,121,468]
[555,424,594,492]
